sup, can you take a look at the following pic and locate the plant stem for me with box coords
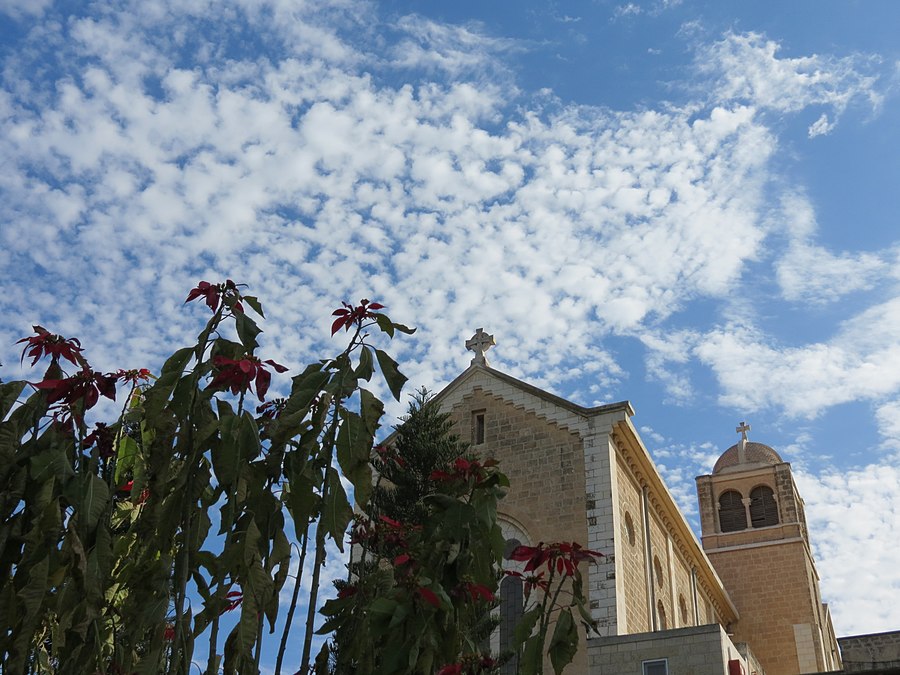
[275,537,309,675]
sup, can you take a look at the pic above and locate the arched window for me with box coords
[657,599,667,630]
[679,594,689,626]
[497,522,529,674]
[499,572,523,674]
[624,512,636,546]
[653,555,664,588]
[749,485,779,528]
[718,490,747,532]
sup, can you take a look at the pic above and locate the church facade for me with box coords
[429,330,843,674]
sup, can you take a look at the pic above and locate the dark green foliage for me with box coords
[322,388,506,675]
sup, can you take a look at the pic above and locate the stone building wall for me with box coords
[708,540,823,675]
[839,631,900,672]
[447,387,591,674]
[448,387,587,548]
[588,623,756,674]
[615,457,650,633]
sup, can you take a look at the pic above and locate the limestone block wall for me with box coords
[839,631,900,672]
[708,540,824,675]
[447,387,587,556]
[446,385,592,673]
[615,458,650,633]
[588,623,756,675]
[613,434,730,635]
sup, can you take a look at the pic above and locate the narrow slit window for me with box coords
[472,411,485,445]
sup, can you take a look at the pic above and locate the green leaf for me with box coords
[336,410,374,506]
[29,445,74,484]
[375,349,407,401]
[322,467,352,550]
[79,474,109,532]
[359,387,384,436]
[114,434,139,484]
[285,455,319,540]
[235,312,262,351]
[374,313,395,338]
[356,346,374,381]
[392,322,416,335]
[243,295,265,318]
[514,606,542,647]
[0,380,26,420]
[17,554,49,622]
[548,608,578,674]
[520,633,544,675]
[210,412,241,487]
[161,346,195,376]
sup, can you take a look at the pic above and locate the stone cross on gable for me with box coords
[466,328,495,367]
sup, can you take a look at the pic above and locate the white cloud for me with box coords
[696,32,883,127]
[0,0,51,19]
[389,15,522,79]
[695,298,900,417]
[796,462,900,635]
[807,112,835,138]
[767,192,887,303]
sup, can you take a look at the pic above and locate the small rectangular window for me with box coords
[642,659,668,675]
[472,411,485,445]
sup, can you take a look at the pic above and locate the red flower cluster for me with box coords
[508,542,604,578]
[118,480,150,504]
[223,590,243,613]
[35,366,117,411]
[330,299,384,336]
[82,422,114,458]
[436,655,499,675]
[17,326,84,367]
[503,570,549,600]
[373,444,405,469]
[209,355,287,401]
[429,457,497,485]
[256,397,287,420]
[115,368,153,385]
[185,279,243,313]
[460,581,494,603]
[417,586,440,608]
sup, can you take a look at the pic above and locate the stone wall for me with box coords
[588,623,757,674]
[839,631,900,672]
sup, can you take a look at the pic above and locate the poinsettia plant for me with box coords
[502,542,604,675]
[0,282,413,675]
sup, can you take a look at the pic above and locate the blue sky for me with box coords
[2,0,899,663]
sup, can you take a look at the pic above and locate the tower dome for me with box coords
[712,421,783,474]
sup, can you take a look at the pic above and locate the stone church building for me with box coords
[428,329,850,675]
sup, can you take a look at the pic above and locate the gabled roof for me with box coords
[431,362,634,420]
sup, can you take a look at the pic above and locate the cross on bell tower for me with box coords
[466,328,495,367]
[735,421,751,465]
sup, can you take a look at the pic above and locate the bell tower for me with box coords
[695,423,841,675]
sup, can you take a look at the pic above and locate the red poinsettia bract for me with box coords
[35,366,117,412]
[185,279,243,313]
[509,541,604,577]
[461,582,495,603]
[330,299,385,336]
[115,368,153,385]
[209,355,287,401]
[17,325,84,367]
[437,655,498,675]
[429,457,497,485]
[416,586,440,608]
[223,590,243,613]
